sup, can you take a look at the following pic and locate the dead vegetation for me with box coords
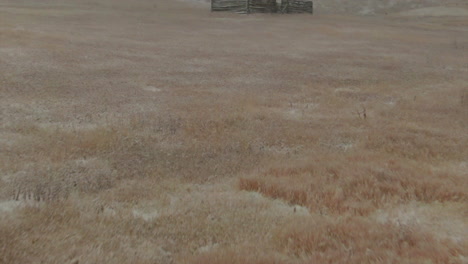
[0,0,467,263]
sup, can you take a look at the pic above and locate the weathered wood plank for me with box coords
[212,0,311,14]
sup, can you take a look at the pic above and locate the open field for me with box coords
[1,0,467,263]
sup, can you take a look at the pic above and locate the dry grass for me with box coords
[274,216,466,263]
[1,0,468,263]
[240,154,467,215]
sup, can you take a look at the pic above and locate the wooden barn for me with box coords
[211,0,313,14]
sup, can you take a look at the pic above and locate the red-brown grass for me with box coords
[240,156,467,216]
[274,216,465,264]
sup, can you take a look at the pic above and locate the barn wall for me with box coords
[280,0,313,14]
[211,0,279,14]
[211,0,248,13]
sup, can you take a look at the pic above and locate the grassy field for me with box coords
[1,0,467,263]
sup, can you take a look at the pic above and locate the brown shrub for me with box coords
[7,159,114,202]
